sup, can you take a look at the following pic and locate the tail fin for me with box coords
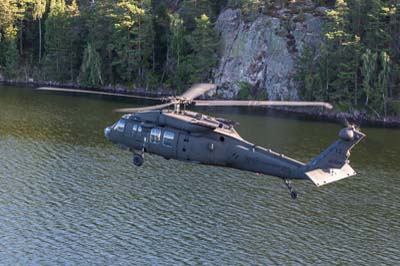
[305,126,365,187]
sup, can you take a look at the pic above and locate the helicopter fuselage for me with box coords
[104,110,308,180]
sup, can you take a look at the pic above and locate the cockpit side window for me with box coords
[114,119,126,132]
[150,128,162,144]
[163,131,175,147]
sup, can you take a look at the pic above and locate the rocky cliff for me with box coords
[214,6,325,100]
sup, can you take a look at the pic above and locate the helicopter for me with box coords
[38,84,365,199]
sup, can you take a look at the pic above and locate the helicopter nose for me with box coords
[104,126,111,140]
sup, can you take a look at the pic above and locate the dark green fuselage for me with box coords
[105,110,308,180]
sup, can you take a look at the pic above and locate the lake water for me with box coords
[0,85,399,265]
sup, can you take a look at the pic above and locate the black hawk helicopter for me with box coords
[38,84,365,199]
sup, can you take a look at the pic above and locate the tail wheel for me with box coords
[133,153,144,166]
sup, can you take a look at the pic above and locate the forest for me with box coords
[0,0,227,93]
[297,0,400,116]
[0,0,399,116]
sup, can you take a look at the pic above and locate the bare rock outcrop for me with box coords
[214,7,324,100]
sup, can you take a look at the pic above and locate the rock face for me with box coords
[214,8,324,100]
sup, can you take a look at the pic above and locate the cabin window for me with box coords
[114,119,125,132]
[150,128,162,144]
[131,124,138,137]
[163,131,175,147]
[138,125,142,135]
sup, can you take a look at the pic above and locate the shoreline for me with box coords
[1,79,399,128]
[269,108,400,128]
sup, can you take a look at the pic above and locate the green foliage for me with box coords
[0,0,23,77]
[297,0,400,116]
[237,81,253,100]
[152,2,169,78]
[361,49,377,106]
[0,0,221,91]
[186,14,219,83]
[181,0,216,29]
[227,0,268,20]
[83,0,116,83]
[32,0,47,63]
[236,80,267,100]
[110,0,154,86]
[361,49,391,116]
[165,12,186,90]
[388,101,400,116]
[296,46,324,101]
[4,36,19,77]
[43,0,81,82]
[32,0,46,20]
[78,43,103,87]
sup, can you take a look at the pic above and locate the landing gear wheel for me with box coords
[290,190,297,199]
[284,179,298,200]
[133,153,144,166]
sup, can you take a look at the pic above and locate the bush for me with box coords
[388,101,400,116]
[236,81,253,100]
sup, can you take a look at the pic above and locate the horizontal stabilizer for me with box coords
[305,164,357,187]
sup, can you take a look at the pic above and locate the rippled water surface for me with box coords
[0,85,399,265]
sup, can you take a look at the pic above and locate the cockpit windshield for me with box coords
[114,119,126,132]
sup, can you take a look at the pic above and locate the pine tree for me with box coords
[136,0,155,86]
[152,1,170,82]
[377,51,391,116]
[296,46,324,101]
[43,0,81,82]
[111,0,154,86]
[78,43,103,87]
[3,28,19,78]
[84,0,115,84]
[0,0,24,77]
[181,0,215,29]
[361,49,377,109]
[185,13,219,83]
[32,0,47,64]
[165,12,186,89]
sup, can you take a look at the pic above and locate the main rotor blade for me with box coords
[37,87,162,100]
[193,100,333,109]
[180,83,216,101]
[113,102,176,113]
